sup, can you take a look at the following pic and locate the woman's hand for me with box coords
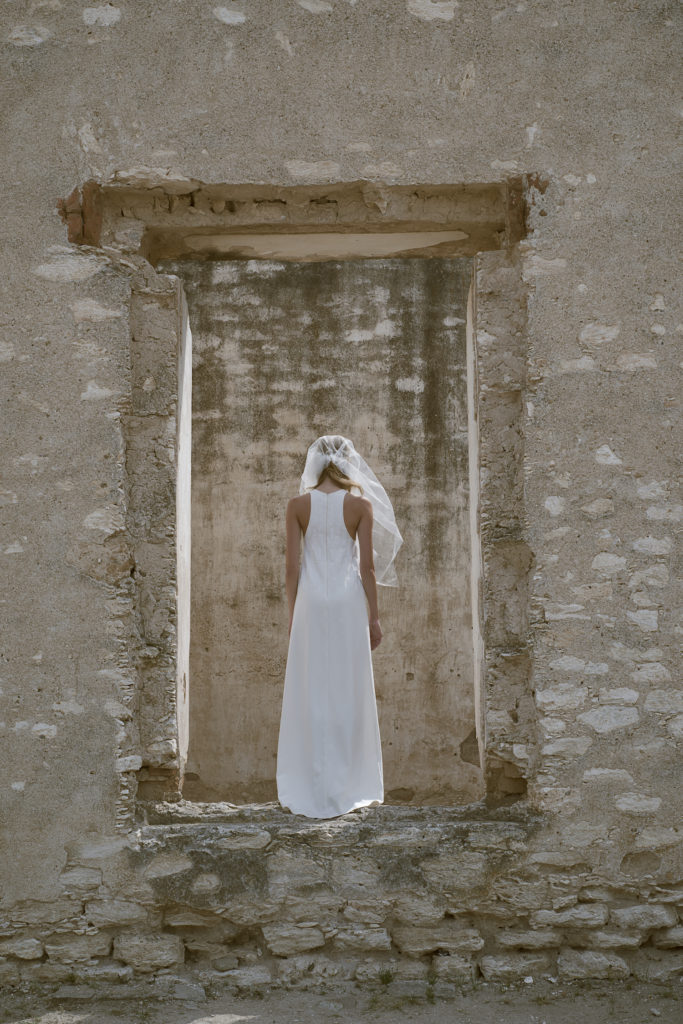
[369,617,383,651]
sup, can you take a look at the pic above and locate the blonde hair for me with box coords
[312,461,364,495]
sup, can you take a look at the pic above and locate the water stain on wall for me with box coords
[159,256,483,805]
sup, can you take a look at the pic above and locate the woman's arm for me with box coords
[285,497,302,635]
[356,498,383,650]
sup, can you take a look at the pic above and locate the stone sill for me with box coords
[135,798,544,845]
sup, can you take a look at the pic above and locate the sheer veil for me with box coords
[299,434,403,587]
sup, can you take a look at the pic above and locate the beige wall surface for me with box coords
[159,256,479,805]
[1,0,680,991]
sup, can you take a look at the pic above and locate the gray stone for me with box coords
[222,964,273,990]
[0,958,20,986]
[112,933,184,971]
[215,829,272,850]
[644,690,683,714]
[431,952,475,981]
[391,922,484,957]
[610,904,678,930]
[479,954,550,982]
[421,851,488,892]
[333,926,392,952]
[557,948,630,979]
[497,929,563,949]
[142,852,194,878]
[536,685,586,712]
[0,936,44,959]
[630,950,683,981]
[652,925,683,948]
[71,962,135,983]
[44,932,112,963]
[577,707,640,733]
[278,954,354,986]
[261,922,326,956]
[59,867,103,892]
[572,930,643,949]
[10,898,82,925]
[614,793,662,815]
[19,960,73,982]
[531,904,609,928]
[392,893,445,926]
[171,979,207,1000]
[542,736,592,757]
[52,985,97,1000]
[342,899,387,925]
[85,898,149,926]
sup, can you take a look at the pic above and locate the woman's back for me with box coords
[299,488,361,599]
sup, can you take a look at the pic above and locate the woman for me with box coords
[276,435,403,819]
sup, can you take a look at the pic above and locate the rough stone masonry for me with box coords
[1,0,681,1002]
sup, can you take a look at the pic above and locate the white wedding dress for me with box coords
[276,488,384,819]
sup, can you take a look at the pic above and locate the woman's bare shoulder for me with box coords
[287,493,309,510]
[348,492,372,513]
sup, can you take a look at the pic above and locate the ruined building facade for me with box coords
[1,1,681,998]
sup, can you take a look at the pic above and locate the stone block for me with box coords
[53,985,96,1000]
[44,932,112,963]
[421,851,488,892]
[261,922,325,956]
[391,922,484,957]
[558,948,630,979]
[333,925,392,952]
[328,855,380,893]
[568,930,642,949]
[163,907,226,929]
[190,873,221,894]
[19,961,73,983]
[85,899,149,927]
[630,950,683,981]
[497,929,563,949]
[278,954,354,986]
[531,904,608,928]
[478,954,550,981]
[577,707,640,733]
[536,685,586,712]
[142,852,194,878]
[59,867,103,893]
[215,829,271,850]
[431,952,476,981]
[221,964,273,991]
[10,898,82,925]
[112,932,184,972]
[392,893,445,926]
[542,737,592,757]
[71,962,135,983]
[342,899,387,925]
[644,690,683,714]
[0,936,44,959]
[221,895,282,926]
[610,904,678,930]
[652,925,683,948]
[0,958,20,986]
[268,850,327,891]
[614,793,662,815]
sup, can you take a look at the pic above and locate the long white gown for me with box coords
[276,488,384,819]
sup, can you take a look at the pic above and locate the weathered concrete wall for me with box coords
[158,256,479,805]
[1,0,680,998]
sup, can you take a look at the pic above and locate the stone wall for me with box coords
[1,0,680,998]
[1,803,681,999]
